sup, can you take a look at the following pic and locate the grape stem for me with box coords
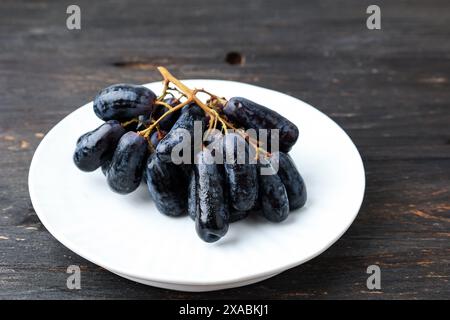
[121,118,138,128]
[137,66,269,158]
[138,99,191,138]
[154,100,173,110]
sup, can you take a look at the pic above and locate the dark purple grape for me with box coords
[257,158,289,222]
[187,137,254,224]
[107,132,148,194]
[93,84,156,122]
[73,120,126,172]
[101,159,111,176]
[145,153,188,216]
[271,151,307,210]
[223,97,299,152]
[223,133,258,211]
[228,210,249,223]
[156,104,205,163]
[187,170,197,221]
[149,130,167,149]
[247,199,262,217]
[194,151,229,242]
[203,129,224,148]
[179,163,193,179]
[152,98,182,131]
[222,181,250,223]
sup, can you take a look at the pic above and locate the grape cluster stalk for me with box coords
[137,67,269,158]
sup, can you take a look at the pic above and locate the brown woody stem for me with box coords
[138,66,270,157]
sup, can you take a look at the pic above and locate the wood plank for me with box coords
[0,0,449,299]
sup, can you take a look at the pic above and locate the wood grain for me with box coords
[0,0,449,299]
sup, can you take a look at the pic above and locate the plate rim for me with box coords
[29,79,365,287]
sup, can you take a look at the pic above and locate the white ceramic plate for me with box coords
[29,80,365,292]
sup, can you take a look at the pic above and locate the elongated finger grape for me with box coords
[107,132,148,194]
[156,104,205,163]
[93,84,156,122]
[223,182,249,222]
[188,173,247,223]
[146,153,187,216]
[194,151,228,242]
[188,170,197,221]
[223,97,299,152]
[258,159,289,222]
[73,120,126,172]
[224,183,249,223]
[223,133,258,211]
[272,151,307,210]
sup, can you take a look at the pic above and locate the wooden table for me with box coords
[0,0,448,299]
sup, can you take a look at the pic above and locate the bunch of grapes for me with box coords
[73,67,307,243]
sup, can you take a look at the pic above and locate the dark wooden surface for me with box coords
[0,0,449,299]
